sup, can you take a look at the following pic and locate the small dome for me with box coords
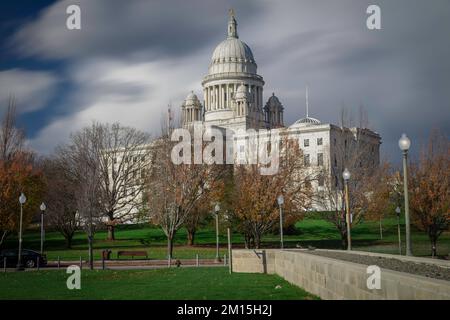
[184,91,201,107]
[235,84,249,100]
[293,117,321,126]
[265,93,283,110]
[185,91,198,101]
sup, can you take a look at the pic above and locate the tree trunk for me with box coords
[107,224,115,241]
[88,233,94,270]
[0,230,9,249]
[379,218,383,240]
[167,234,175,259]
[340,229,347,250]
[65,235,73,249]
[341,237,347,250]
[187,229,196,246]
[431,237,437,258]
[244,234,250,249]
[254,233,261,249]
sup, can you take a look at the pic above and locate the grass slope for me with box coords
[0,267,318,300]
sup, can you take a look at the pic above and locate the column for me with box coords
[255,87,258,110]
[204,88,207,111]
[226,85,229,108]
[215,86,218,110]
[212,86,215,110]
[208,87,211,111]
[259,87,263,110]
[217,85,220,109]
[210,87,213,111]
[220,85,223,109]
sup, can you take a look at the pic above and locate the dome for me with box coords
[211,38,255,64]
[265,93,283,110]
[293,116,321,126]
[185,91,198,101]
[206,10,258,76]
[235,84,250,100]
[184,91,201,107]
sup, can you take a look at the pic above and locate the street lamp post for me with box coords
[399,133,412,256]
[277,195,284,249]
[342,168,351,251]
[395,206,402,255]
[214,203,221,262]
[16,193,27,271]
[40,202,46,254]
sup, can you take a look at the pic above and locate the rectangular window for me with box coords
[304,154,310,166]
[317,153,323,166]
[304,139,309,147]
[317,138,323,146]
[239,145,245,153]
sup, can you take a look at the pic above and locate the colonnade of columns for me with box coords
[182,107,202,123]
[203,83,263,113]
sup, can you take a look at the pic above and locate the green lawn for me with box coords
[3,216,449,260]
[0,267,318,300]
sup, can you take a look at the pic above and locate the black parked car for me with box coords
[0,249,47,268]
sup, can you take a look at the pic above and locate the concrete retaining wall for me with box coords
[232,249,450,300]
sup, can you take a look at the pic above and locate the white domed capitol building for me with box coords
[116,10,381,218]
[178,10,381,210]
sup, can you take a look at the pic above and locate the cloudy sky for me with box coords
[1,0,449,162]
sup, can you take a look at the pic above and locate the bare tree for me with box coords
[146,128,225,258]
[0,96,25,162]
[56,128,103,269]
[41,157,80,248]
[93,123,151,240]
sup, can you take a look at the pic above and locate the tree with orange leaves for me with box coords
[0,153,45,248]
[409,130,449,257]
[230,135,312,249]
[0,97,45,248]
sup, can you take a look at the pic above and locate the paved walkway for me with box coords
[2,258,228,272]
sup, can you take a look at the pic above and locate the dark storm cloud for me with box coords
[9,0,261,60]
[247,0,450,161]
